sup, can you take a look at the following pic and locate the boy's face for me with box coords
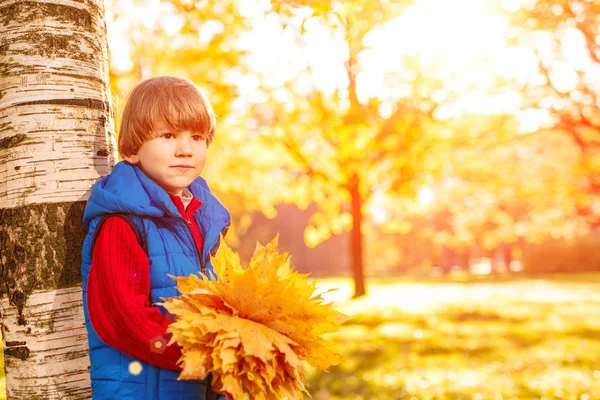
[124,130,207,196]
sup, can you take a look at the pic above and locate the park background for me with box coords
[105,0,600,398]
[2,0,600,399]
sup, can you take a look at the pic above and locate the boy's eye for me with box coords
[192,135,204,141]
[162,133,175,139]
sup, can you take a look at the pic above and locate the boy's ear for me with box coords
[123,153,140,164]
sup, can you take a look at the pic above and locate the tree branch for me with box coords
[280,135,336,185]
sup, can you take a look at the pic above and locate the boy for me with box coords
[80,76,231,400]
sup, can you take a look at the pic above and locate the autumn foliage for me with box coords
[161,236,347,399]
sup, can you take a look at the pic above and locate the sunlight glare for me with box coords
[371,207,388,224]
[107,0,183,73]
[238,13,312,88]
[560,28,590,70]
[418,187,435,206]
[198,20,225,46]
[550,61,580,93]
[108,21,133,72]
[161,15,184,36]
[364,0,507,82]
[516,108,550,134]
[501,0,523,12]
[128,361,143,375]
[367,191,388,224]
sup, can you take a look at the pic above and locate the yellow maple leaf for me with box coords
[162,235,347,399]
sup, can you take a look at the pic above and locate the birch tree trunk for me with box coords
[0,0,116,398]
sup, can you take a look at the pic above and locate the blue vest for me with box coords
[81,162,230,400]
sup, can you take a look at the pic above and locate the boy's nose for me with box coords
[175,138,193,157]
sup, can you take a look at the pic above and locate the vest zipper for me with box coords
[163,207,227,275]
[165,209,219,396]
[178,215,205,273]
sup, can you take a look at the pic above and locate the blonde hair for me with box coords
[118,76,216,157]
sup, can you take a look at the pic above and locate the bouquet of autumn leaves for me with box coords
[161,236,348,400]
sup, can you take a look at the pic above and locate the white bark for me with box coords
[1,288,90,399]
[0,0,116,208]
[0,0,116,398]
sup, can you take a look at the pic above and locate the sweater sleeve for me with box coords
[87,216,182,371]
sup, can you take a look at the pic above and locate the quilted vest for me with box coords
[81,161,230,400]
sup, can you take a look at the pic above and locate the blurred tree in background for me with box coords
[103,0,600,293]
[245,0,442,297]
[506,0,600,226]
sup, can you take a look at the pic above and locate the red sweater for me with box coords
[87,194,203,371]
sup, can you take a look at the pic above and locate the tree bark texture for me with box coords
[0,0,115,206]
[0,0,116,398]
[1,287,90,399]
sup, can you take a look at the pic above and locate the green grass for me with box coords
[307,275,600,400]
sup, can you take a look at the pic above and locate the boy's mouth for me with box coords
[171,165,194,171]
